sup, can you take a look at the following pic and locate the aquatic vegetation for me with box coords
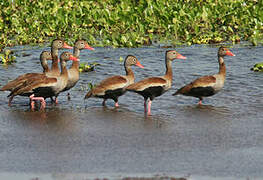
[251,62,263,72]
[79,62,100,73]
[0,0,263,47]
[0,50,16,64]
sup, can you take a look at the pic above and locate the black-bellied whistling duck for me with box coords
[126,50,186,116]
[45,39,73,78]
[84,55,144,107]
[42,39,73,103]
[61,40,94,99]
[172,46,235,105]
[9,52,78,110]
[0,51,52,106]
[0,39,73,105]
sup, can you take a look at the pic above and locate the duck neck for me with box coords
[51,48,60,73]
[60,60,68,77]
[71,47,80,70]
[218,56,226,77]
[125,64,135,83]
[164,55,173,81]
[41,59,49,73]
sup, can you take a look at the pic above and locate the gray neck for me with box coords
[51,48,58,60]
[41,59,49,73]
[73,47,80,58]
[165,54,172,76]
[218,56,226,75]
[60,60,67,75]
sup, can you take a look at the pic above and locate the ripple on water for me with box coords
[0,44,263,177]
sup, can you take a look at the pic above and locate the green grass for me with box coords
[251,62,263,72]
[0,49,16,64]
[1,0,263,47]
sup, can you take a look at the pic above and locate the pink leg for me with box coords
[144,100,147,113]
[8,95,14,106]
[198,100,202,105]
[147,100,152,116]
[55,97,58,104]
[31,101,35,110]
[115,102,119,107]
[40,98,46,109]
[29,94,46,110]
[30,94,35,110]
[31,97,46,109]
[30,94,35,102]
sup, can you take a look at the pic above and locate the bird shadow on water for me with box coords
[6,105,77,132]
[167,102,232,122]
[83,103,168,129]
[185,104,232,120]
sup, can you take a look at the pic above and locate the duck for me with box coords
[8,52,78,110]
[45,39,73,77]
[126,50,186,115]
[0,51,52,106]
[0,39,73,105]
[172,46,235,104]
[61,40,94,99]
[84,55,144,107]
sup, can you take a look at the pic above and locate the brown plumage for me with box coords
[0,39,73,106]
[9,52,78,110]
[61,40,94,95]
[0,51,52,92]
[85,55,144,107]
[173,46,235,104]
[1,51,52,106]
[126,50,186,116]
[127,77,167,91]
[45,39,73,78]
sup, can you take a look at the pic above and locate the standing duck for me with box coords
[61,40,94,99]
[172,46,235,104]
[45,39,73,77]
[84,55,144,107]
[9,52,78,110]
[41,39,73,103]
[126,50,186,116]
[0,51,52,106]
[0,39,73,105]
[0,39,72,90]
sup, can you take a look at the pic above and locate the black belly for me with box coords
[187,86,215,98]
[96,88,126,101]
[136,86,166,100]
[33,87,56,99]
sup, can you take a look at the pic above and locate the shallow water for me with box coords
[0,44,262,179]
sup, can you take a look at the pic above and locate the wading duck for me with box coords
[0,39,73,105]
[1,51,52,106]
[45,39,73,77]
[61,40,94,99]
[126,50,186,116]
[172,46,235,104]
[9,52,78,110]
[85,55,144,107]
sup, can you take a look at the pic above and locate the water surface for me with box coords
[0,44,262,180]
